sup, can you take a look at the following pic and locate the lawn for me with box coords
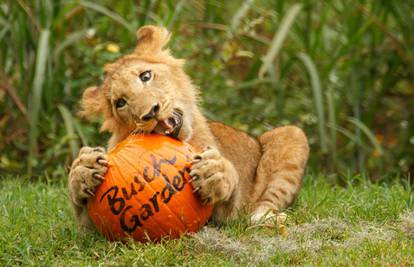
[1,175,412,266]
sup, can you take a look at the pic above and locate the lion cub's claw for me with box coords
[93,172,105,181]
[69,146,108,206]
[189,147,232,205]
[97,157,108,167]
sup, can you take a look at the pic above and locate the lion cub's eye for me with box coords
[115,98,126,108]
[139,70,152,83]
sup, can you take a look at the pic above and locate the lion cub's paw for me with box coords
[189,147,233,205]
[68,147,108,205]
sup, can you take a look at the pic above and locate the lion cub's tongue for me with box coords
[153,118,175,136]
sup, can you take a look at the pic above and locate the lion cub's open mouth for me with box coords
[152,109,183,139]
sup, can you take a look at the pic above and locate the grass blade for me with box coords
[298,52,327,153]
[28,29,50,175]
[258,3,302,78]
[58,105,80,159]
[74,120,88,147]
[230,0,255,34]
[328,124,372,151]
[166,0,186,29]
[326,88,336,165]
[348,117,384,156]
[53,29,90,60]
[79,1,135,34]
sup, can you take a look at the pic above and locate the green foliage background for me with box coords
[1,0,413,179]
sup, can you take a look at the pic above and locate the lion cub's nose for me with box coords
[141,103,160,121]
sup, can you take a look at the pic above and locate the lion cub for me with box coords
[68,25,309,230]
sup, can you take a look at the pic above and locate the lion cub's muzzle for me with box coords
[152,108,183,139]
[141,104,160,121]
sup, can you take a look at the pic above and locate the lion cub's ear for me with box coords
[134,25,171,55]
[77,86,107,120]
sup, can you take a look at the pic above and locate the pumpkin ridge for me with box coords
[128,139,199,235]
[111,153,142,239]
[121,140,195,237]
[134,170,187,238]
[145,142,204,227]
[140,138,210,231]
[115,149,167,239]
[153,145,206,227]
[133,146,193,234]
[149,142,188,162]
[103,155,127,240]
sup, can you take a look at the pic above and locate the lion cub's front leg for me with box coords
[68,146,108,230]
[190,147,240,219]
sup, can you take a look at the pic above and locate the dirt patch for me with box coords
[399,211,414,239]
[193,226,248,257]
[193,216,403,264]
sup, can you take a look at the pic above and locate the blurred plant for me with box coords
[0,0,413,180]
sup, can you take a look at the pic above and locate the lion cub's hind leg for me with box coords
[250,126,309,223]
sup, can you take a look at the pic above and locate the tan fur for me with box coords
[68,25,309,230]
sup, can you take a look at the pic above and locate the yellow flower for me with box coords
[106,43,120,53]
[372,149,382,158]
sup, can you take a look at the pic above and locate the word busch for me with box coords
[99,154,190,234]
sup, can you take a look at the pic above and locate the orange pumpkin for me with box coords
[87,134,212,242]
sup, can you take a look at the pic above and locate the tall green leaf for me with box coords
[58,105,80,159]
[326,88,336,164]
[298,52,327,153]
[230,0,255,34]
[79,1,135,34]
[348,118,384,156]
[28,29,50,175]
[258,3,302,78]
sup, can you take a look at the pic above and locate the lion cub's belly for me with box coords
[208,121,262,204]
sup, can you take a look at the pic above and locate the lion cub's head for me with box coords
[79,25,199,145]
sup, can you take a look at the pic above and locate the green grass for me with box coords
[1,175,413,266]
